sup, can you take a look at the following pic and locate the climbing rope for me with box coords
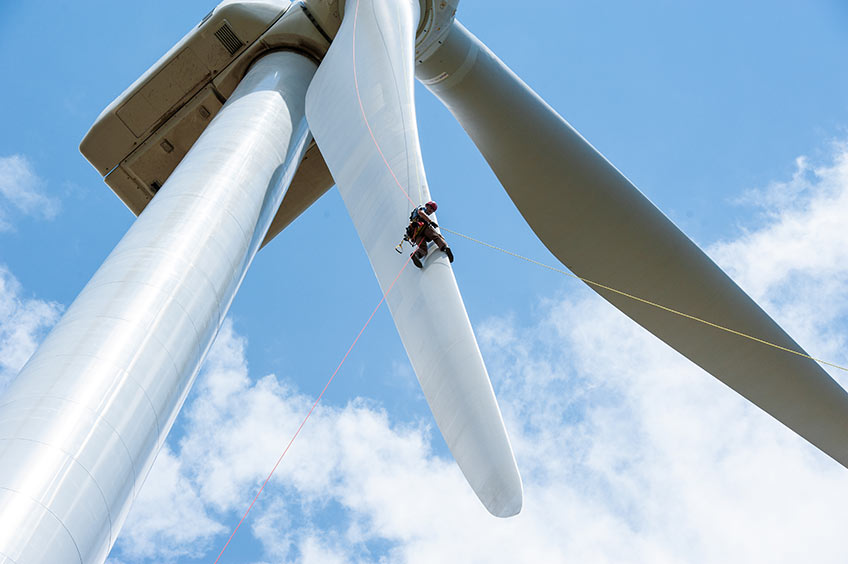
[440,226,848,374]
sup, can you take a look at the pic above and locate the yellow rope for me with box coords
[440,226,848,374]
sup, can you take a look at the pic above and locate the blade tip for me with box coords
[489,495,523,518]
[484,485,523,518]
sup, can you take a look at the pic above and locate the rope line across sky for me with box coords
[440,226,848,374]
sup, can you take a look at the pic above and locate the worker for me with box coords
[407,200,453,268]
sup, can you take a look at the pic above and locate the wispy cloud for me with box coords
[0,265,62,394]
[710,142,848,385]
[0,154,60,230]
[108,141,848,563]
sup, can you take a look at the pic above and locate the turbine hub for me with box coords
[327,0,458,62]
[415,0,459,63]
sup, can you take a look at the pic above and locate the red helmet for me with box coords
[425,201,437,211]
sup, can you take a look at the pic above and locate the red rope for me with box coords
[212,257,411,563]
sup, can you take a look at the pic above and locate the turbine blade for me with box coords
[305,0,522,516]
[416,21,848,468]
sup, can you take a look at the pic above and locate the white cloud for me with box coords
[111,142,848,563]
[110,444,226,563]
[0,154,60,230]
[0,265,62,394]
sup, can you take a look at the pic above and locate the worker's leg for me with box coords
[423,226,447,251]
[411,238,427,268]
[414,238,429,258]
[424,226,453,262]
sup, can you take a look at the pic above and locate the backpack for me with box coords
[405,207,427,242]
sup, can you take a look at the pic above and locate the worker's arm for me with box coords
[417,208,439,228]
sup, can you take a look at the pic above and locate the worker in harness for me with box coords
[406,200,453,268]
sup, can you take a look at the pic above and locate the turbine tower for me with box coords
[2,1,848,562]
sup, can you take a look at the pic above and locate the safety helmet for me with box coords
[425,201,437,211]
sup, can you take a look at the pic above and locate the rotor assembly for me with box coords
[7,0,843,561]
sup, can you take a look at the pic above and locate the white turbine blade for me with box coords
[416,20,848,468]
[305,0,522,516]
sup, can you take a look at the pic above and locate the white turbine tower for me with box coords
[2,0,848,562]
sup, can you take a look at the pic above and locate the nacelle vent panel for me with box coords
[214,21,244,55]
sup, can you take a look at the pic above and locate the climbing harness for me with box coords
[395,206,428,253]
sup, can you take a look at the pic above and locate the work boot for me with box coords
[411,254,423,269]
[444,247,454,263]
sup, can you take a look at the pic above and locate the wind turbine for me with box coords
[1,1,847,563]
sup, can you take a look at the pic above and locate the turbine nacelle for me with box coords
[81,1,328,248]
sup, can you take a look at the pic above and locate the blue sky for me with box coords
[2,1,848,562]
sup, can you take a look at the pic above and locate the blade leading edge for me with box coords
[305,0,523,516]
[416,21,848,468]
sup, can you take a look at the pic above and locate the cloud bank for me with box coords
[0,140,837,561]
[100,142,848,563]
